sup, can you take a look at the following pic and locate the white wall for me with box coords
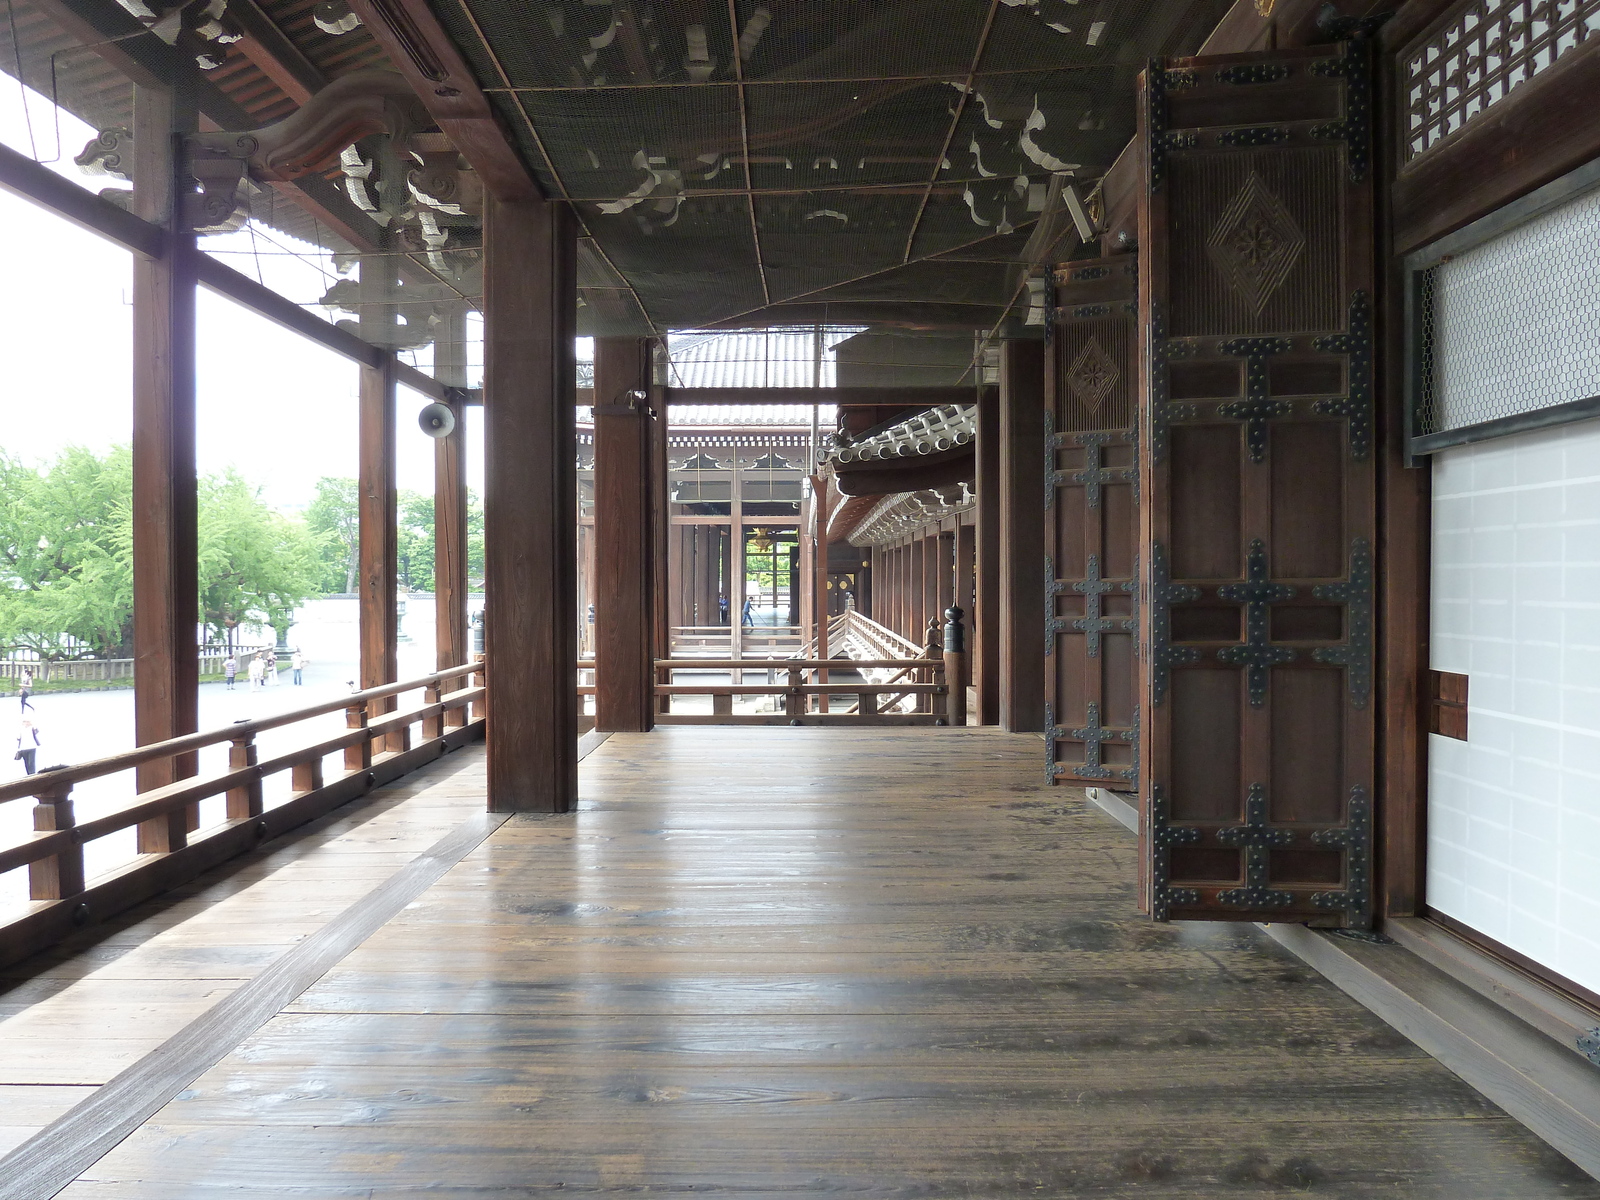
[1429,421,1600,996]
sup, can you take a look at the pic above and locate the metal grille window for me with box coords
[1404,0,1600,160]
[1411,164,1600,449]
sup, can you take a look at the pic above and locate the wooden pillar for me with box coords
[648,347,671,665]
[814,480,830,711]
[730,483,745,662]
[483,194,578,812]
[131,86,198,850]
[975,398,1001,725]
[358,354,398,696]
[593,337,653,733]
[999,339,1046,733]
[434,305,469,671]
[799,493,815,649]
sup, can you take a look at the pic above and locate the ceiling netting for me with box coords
[432,0,1233,338]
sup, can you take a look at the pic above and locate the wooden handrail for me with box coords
[0,661,487,972]
[0,664,480,804]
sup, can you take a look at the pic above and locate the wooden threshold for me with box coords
[1075,785,1600,1183]
[1261,924,1600,1183]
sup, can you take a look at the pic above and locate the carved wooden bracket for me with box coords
[190,69,426,181]
[183,69,479,236]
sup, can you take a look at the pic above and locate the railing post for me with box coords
[225,727,263,820]
[345,702,371,774]
[378,693,410,754]
[471,654,487,722]
[943,605,967,729]
[785,665,803,717]
[443,670,467,730]
[291,755,323,796]
[422,683,444,740]
[657,662,671,714]
[924,617,941,714]
[29,779,84,902]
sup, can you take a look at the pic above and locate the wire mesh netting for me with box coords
[430,0,1227,333]
[1415,184,1600,437]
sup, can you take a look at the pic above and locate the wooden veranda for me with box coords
[4,729,1593,1198]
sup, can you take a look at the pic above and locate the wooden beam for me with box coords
[0,142,164,257]
[483,193,578,812]
[131,87,199,852]
[194,254,379,368]
[667,386,993,407]
[341,0,541,202]
[226,0,326,104]
[998,340,1046,733]
[593,338,654,732]
[358,356,398,700]
[0,154,454,397]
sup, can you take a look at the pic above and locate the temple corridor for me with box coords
[1,729,1591,1197]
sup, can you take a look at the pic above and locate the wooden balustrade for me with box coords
[0,664,485,971]
[577,609,968,728]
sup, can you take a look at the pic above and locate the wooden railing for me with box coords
[831,609,925,661]
[649,657,949,725]
[0,663,485,971]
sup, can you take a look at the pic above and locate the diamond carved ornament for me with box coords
[1066,336,1119,414]
[1206,171,1305,314]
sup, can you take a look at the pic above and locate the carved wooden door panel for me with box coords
[1140,43,1376,927]
[1046,256,1140,790]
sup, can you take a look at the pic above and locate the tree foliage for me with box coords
[0,447,322,659]
[303,477,360,594]
[0,446,134,659]
[197,469,322,645]
[305,478,484,595]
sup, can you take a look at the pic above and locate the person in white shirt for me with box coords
[290,650,307,685]
[247,655,265,690]
[14,716,40,775]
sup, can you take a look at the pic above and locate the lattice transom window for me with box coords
[1405,0,1600,160]
[1415,184,1600,436]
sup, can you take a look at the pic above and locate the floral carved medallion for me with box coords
[1205,171,1305,314]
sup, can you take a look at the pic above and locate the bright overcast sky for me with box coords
[0,80,503,509]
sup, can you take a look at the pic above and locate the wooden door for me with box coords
[1045,256,1140,789]
[1141,42,1376,927]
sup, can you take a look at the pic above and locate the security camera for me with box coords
[418,402,456,439]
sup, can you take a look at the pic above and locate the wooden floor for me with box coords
[4,728,1596,1197]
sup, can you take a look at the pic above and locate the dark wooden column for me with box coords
[131,86,198,850]
[593,336,653,733]
[358,355,398,695]
[974,399,1001,725]
[434,306,469,671]
[999,339,1046,733]
[648,342,671,665]
[483,194,578,812]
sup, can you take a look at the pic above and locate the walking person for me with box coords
[247,654,264,691]
[18,667,34,712]
[265,650,280,686]
[290,649,306,686]
[741,597,754,627]
[223,655,238,690]
[14,716,40,776]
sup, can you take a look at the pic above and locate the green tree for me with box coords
[0,446,134,660]
[196,470,321,647]
[397,490,434,592]
[1,447,328,664]
[304,476,360,593]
